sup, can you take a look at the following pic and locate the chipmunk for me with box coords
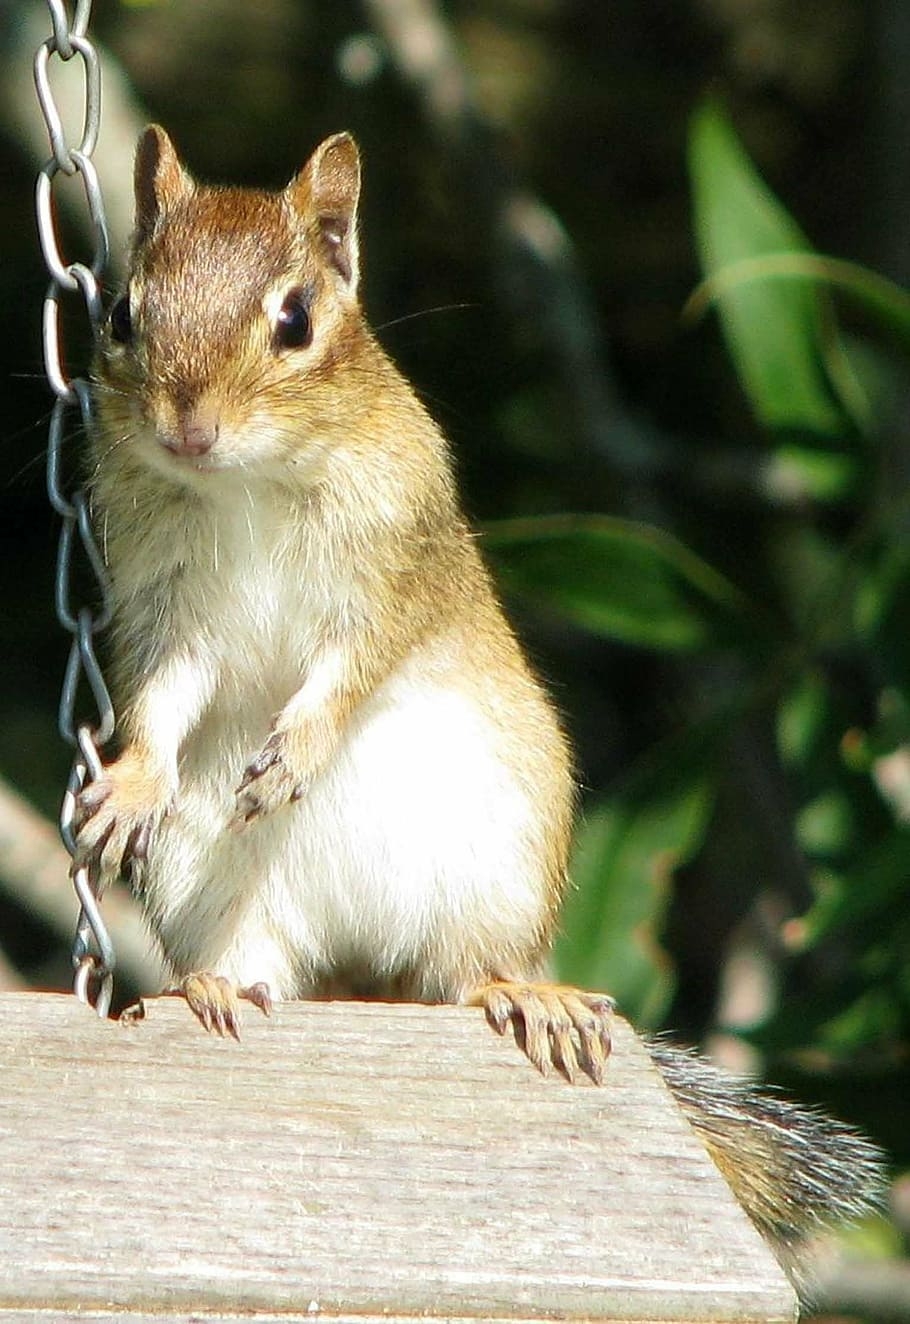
[77,125,885,1293]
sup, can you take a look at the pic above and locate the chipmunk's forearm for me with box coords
[232,629,416,826]
[119,649,220,778]
[73,649,220,878]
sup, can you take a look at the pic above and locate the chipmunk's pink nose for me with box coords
[160,408,219,458]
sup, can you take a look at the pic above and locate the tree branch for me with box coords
[0,773,164,992]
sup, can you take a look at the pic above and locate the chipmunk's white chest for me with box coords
[172,493,353,693]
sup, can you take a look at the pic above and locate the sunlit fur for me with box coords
[652,1042,886,1299]
[87,126,574,1002]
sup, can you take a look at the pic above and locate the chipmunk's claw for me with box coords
[237,733,283,788]
[472,981,614,1084]
[231,732,305,829]
[178,973,273,1039]
[242,981,273,1016]
[118,980,272,1035]
[71,761,166,887]
[182,972,241,1038]
[74,777,113,824]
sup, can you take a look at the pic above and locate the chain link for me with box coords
[34,0,116,1017]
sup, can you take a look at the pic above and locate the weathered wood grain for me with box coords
[0,993,797,1323]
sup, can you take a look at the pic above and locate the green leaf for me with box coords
[751,972,907,1058]
[689,99,855,437]
[795,790,855,857]
[776,670,828,769]
[687,252,910,358]
[797,829,910,944]
[555,730,718,1026]
[484,514,755,652]
[767,443,860,502]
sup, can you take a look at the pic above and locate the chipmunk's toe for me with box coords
[471,980,614,1084]
[118,978,272,1036]
[181,972,242,1038]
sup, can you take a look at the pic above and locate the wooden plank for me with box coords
[0,993,797,1323]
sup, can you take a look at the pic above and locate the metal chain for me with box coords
[34,0,117,1017]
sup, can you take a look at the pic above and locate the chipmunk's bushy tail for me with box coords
[650,1040,887,1298]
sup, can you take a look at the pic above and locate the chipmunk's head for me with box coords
[95,125,372,486]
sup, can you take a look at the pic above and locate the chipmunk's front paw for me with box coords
[231,730,307,828]
[178,972,272,1039]
[73,758,166,885]
[472,981,615,1084]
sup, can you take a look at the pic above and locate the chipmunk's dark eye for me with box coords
[274,287,313,351]
[109,295,133,345]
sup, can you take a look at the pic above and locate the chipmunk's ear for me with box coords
[288,133,361,289]
[134,125,194,242]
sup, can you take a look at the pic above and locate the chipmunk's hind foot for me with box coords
[472,980,614,1084]
[178,972,272,1039]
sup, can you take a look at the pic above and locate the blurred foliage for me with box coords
[486,513,758,652]
[551,98,910,1164]
[1,0,908,1170]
